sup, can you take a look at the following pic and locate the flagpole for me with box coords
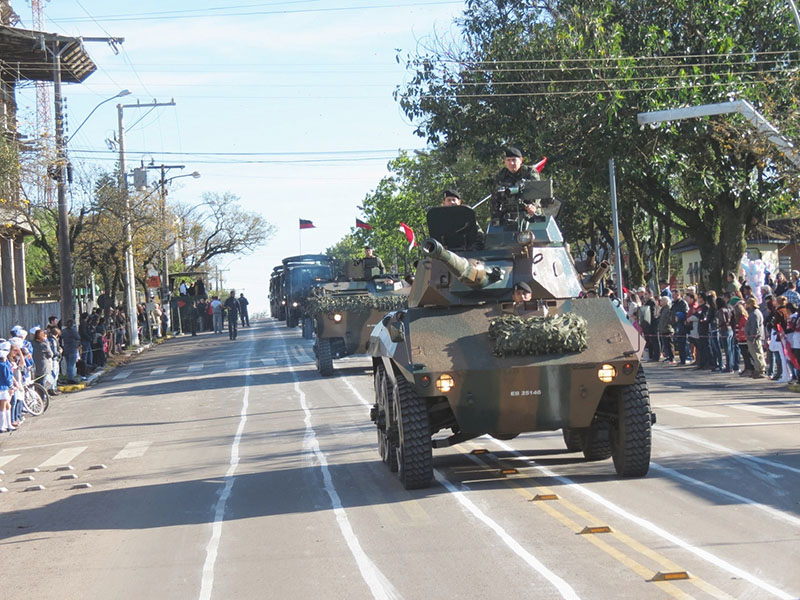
[299,226,302,254]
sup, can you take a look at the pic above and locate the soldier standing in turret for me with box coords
[495,147,540,218]
[364,245,386,274]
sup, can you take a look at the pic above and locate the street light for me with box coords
[67,89,131,145]
[54,89,131,324]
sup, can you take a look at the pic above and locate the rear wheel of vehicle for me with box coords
[562,428,583,452]
[375,366,398,472]
[301,317,314,339]
[611,368,652,477]
[581,421,612,461]
[22,384,46,416]
[316,338,334,376]
[393,373,432,489]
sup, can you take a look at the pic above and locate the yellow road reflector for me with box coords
[501,468,519,475]
[471,449,488,455]
[579,526,613,534]
[650,571,691,582]
[530,493,559,501]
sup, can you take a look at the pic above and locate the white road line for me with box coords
[113,441,152,460]
[150,368,167,376]
[491,438,795,600]
[726,404,794,417]
[650,462,800,528]
[657,405,722,418]
[188,363,204,373]
[434,470,580,600]
[260,358,277,366]
[226,360,239,370]
[113,371,132,381]
[198,369,250,600]
[38,446,88,468]
[288,350,400,600]
[656,427,800,477]
[343,377,580,599]
[0,454,20,468]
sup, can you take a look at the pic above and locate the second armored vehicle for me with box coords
[309,257,410,375]
[281,254,335,328]
[368,182,652,489]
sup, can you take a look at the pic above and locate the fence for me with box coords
[0,302,62,335]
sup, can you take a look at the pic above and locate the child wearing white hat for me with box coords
[0,340,14,432]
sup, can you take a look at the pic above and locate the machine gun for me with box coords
[490,179,558,226]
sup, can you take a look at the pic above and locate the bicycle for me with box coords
[20,380,50,416]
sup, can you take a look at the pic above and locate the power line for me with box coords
[49,1,464,23]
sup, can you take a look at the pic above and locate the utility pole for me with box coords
[118,99,176,347]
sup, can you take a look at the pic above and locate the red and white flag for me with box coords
[532,156,547,173]
[398,222,416,251]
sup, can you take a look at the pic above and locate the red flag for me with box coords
[533,156,547,173]
[356,218,372,230]
[398,222,416,250]
[777,324,800,369]
[299,219,315,229]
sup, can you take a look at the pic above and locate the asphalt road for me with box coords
[1,319,798,600]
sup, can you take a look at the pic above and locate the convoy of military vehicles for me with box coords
[268,177,652,490]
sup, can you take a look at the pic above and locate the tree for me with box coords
[174,192,275,270]
[397,0,800,290]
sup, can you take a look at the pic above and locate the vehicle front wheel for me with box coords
[301,317,314,339]
[375,366,398,472]
[316,338,334,376]
[611,368,652,477]
[393,374,432,489]
[562,428,583,452]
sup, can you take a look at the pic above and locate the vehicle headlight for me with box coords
[333,313,343,322]
[292,301,299,308]
[435,374,455,393]
[281,300,286,305]
[597,364,616,383]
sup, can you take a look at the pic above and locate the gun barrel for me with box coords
[584,261,610,289]
[421,238,489,288]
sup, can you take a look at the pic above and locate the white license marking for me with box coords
[113,371,132,380]
[39,447,88,467]
[188,363,204,373]
[113,441,152,460]
[0,454,20,468]
[150,368,167,376]
[658,405,722,418]
[260,358,276,366]
[727,404,794,416]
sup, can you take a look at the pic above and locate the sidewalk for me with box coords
[58,336,169,393]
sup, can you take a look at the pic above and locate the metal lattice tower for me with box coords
[32,0,55,206]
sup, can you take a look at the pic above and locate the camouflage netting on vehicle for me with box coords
[306,294,408,317]
[488,313,588,356]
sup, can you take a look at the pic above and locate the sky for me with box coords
[12,0,467,312]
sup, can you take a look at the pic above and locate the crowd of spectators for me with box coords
[625,270,800,382]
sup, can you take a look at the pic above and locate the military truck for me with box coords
[281,254,335,328]
[309,257,410,376]
[368,181,652,489]
[269,265,285,319]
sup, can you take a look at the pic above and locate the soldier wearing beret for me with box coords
[442,189,463,207]
[512,281,533,303]
[496,147,541,218]
[364,245,386,274]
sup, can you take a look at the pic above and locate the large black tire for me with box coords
[374,366,398,472]
[611,368,652,477]
[393,374,432,489]
[301,317,314,339]
[562,428,583,452]
[582,421,612,461]
[287,312,299,328]
[316,338,334,376]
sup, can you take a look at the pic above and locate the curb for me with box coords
[58,341,156,393]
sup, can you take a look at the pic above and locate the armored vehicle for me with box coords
[309,258,410,375]
[368,181,652,489]
[281,254,335,328]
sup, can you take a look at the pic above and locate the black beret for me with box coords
[504,146,523,158]
[514,281,532,293]
[443,189,461,199]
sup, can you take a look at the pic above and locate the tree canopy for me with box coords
[391,0,800,290]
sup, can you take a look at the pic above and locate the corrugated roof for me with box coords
[0,25,96,84]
